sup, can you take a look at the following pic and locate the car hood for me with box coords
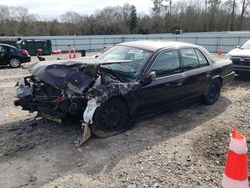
[26,57,130,89]
[228,48,250,57]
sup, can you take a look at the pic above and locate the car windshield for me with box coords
[241,40,250,49]
[98,46,153,79]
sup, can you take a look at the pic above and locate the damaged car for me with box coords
[14,41,235,144]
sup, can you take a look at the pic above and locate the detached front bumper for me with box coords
[14,96,33,111]
[14,77,34,110]
[14,77,87,119]
[14,77,46,113]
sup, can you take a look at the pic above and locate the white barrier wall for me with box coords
[1,31,250,53]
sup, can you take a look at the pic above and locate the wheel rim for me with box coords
[100,105,124,132]
[10,58,20,67]
[208,84,219,102]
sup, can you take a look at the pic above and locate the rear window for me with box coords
[180,48,200,71]
[195,49,209,67]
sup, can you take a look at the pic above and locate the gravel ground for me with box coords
[0,54,249,188]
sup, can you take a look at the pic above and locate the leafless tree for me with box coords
[239,0,250,29]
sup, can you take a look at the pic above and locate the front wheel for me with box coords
[91,98,130,138]
[9,57,21,68]
[203,79,221,105]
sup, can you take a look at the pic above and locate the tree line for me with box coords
[0,0,249,36]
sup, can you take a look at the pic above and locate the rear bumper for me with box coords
[223,71,235,85]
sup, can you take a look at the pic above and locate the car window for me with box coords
[180,48,200,71]
[151,50,181,78]
[195,49,209,67]
[241,40,250,49]
[99,46,153,79]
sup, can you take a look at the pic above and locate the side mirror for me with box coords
[149,71,156,81]
[141,71,156,86]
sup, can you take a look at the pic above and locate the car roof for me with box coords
[0,43,17,48]
[118,40,199,52]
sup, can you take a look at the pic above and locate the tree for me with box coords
[122,4,131,27]
[152,0,163,15]
[0,2,250,36]
[128,5,137,33]
[60,11,81,35]
[152,0,172,15]
[230,0,237,31]
[0,5,10,22]
[208,0,222,30]
[239,0,250,29]
[49,19,64,36]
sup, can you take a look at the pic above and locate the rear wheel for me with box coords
[203,79,221,105]
[91,98,130,138]
[9,57,21,68]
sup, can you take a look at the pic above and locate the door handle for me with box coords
[165,81,183,88]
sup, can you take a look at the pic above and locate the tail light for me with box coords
[21,50,29,55]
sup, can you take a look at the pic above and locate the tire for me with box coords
[9,57,21,68]
[203,79,221,105]
[91,98,130,138]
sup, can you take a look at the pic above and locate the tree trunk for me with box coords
[239,0,248,30]
[230,0,236,31]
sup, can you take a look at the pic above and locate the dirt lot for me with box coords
[0,54,249,188]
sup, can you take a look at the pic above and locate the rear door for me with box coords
[138,49,186,115]
[179,48,211,99]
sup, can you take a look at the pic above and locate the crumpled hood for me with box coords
[26,58,95,89]
[26,57,131,89]
[228,48,250,57]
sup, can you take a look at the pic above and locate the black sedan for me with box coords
[227,39,250,75]
[14,41,234,141]
[0,43,31,68]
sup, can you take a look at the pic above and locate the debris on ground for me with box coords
[0,56,249,187]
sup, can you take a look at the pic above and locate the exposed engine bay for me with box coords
[14,58,142,146]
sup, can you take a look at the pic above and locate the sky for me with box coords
[0,0,153,18]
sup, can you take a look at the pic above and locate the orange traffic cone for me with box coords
[73,48,76,58]
[68,49,72,59]
[221,126,248,188]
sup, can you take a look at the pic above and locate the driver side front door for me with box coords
[138,49,186,116]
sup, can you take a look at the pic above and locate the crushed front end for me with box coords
[14,75,87,119]
[14,58,140,146]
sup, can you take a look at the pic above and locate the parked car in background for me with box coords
[0,43,31,68]
[15,41,234,139]
[227,39,250,75]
